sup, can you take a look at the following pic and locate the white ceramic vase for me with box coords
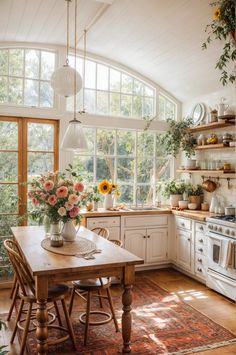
[170,194,183,208]
[61,220,79,242]
[104,194,113,210]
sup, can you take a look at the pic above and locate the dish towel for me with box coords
[219,239,233,269]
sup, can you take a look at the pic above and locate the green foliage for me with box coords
[160,118,196,158]
[186,184,204,196]
[202,0,236,85]
[157,179,186,199]
[0,319,8,355]
[85,186,101,203]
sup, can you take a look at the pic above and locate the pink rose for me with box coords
[58,207,67,216]
[65,202,73,211]
[43,180,54,191]
[69,206,80,218]
[56,186,68,198]
[32,197,39,206]
[68,193,79,204]
[48,195,57,206]
[74,182,84,192]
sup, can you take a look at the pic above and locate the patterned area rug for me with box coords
[9,276,236,354]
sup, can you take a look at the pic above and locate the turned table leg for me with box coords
[35,276,48,355]
[122,284,133,353]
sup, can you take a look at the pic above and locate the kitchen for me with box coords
[0,0,236,354]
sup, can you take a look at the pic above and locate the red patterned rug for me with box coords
[6,276,236,354]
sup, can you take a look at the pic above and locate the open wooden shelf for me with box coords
[195,143,235,150]
[177,169,235,177]
[189,120,234,133]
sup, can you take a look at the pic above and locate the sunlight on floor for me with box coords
[171,289,208,301]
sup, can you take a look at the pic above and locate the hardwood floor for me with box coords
[0,268,235,355]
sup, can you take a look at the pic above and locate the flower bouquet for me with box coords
[98,180,121,209]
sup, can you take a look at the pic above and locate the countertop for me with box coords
[82,208,217,222]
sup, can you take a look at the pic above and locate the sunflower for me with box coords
[115,191,121,198]
[98,180,111,195]
[214,8,221,20]
[111,183,117,189]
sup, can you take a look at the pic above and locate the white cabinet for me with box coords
[176,229,191,271]
[86,216,120,241]
[194,222,207,280]
[124,229,146,260]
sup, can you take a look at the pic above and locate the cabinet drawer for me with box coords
[195,243,206,256]
[195,252,206,267]
[124,215,168,228]
[176,217,191,230]
[87,217,120,229]
[195,232,207,247]
[195,254,206,278]
[195,222,206,234]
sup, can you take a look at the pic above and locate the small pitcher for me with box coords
[62,219,80,242]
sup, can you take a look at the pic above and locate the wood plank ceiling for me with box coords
[0,0,229,102]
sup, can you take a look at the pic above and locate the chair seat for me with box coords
[20,283,69,302]
[73,278,111,291]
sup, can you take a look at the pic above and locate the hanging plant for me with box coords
[202,0,236,85]
[160,118,197,158]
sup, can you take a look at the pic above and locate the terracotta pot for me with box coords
[170,194,183,208]
[189,195,201,209]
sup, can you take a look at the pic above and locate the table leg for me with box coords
[35,276,48,355]
[122,284,133,353]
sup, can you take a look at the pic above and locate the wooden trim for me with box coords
[189,120,234,133]
[195,144,235,150]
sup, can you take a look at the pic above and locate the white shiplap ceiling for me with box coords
[0,0,230,102]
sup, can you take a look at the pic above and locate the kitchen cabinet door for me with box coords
[146,228,168,263]
[124,229,146,260]
[176,229,191,271]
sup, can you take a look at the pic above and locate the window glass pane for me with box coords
[82,127,95,154]
[28,123,54,151]
[84,89,95,113]
[132,96,142,118]
[96,157,115,182]
[0,184,18,213]
[120,185,133,204]
[143,97,154,117]
[0,214,18,237]
[159,95,165,120]
[28,152,54,178]
[25,49,40,79]
[97,91,108,115]
[121,95,132,117]
[166,99,176,120]
[0,121,18,149]
[137,158,154,183]
[97,129,115,155]
[144,85,154,97]
[8,77,23,104]
[73,155,94,182]
[0,50,8,75]
[117,130,135,156]
[67,90,83,112]
[156,133,167,156]
[117,158,134,183]
[137,132,154,157]
[0,152,18,182]
[24,79,39,106]
[85,60,96,89]
[40,81,54,108]
[97,64,108,90]
[121,74,133,94]
[110,93,120,116]
[41,51,55,80]
[133,80,143,95]
[110,69,120,92]
[0,76,7,103]
[136,185,153,204]
[156,159,170,180]
[9,49,23,76]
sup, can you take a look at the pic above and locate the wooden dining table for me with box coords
[11,225,144,355]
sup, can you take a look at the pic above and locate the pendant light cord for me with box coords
[73,0,77,121]
[66,0,70,65]
[82,29,87,111]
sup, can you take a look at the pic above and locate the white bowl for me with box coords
[178,200,189,209]
[185,159,196,169]
[188,203,198,210]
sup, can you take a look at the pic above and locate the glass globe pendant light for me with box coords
[51,0,82,97]
[61,0,88,151]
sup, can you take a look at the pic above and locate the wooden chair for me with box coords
[69,229,121,345]
[4,239,76,355]
[91,227,109,239]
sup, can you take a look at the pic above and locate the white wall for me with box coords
[180,84,236,207]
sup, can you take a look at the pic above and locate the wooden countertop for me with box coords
[82,208,216,222]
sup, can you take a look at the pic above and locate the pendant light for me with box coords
[61,0,88,151]
[51,0,82,97]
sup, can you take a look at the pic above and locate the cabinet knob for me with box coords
[143,236,146,238]
[198,248,203,252]
[199,239,204,243]
[197,258,202,263]
[187,238,191,241]
[181,223,185,227]
[197,267,202,272]
[199,226,204,231]
[147,235,150,239]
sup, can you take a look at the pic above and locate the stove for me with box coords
[206,215,236,238]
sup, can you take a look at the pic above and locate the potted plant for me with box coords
[160,118,197,159]
[98,180,120,210]
[85,186,101,211]
[157,179,186,207]
[202,0,236,85]
[186,184,204,209]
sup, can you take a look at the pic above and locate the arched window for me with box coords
[0,48,55,108]
[67,56,156,119]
